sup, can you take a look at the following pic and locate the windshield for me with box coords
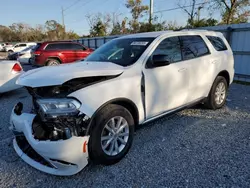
[85,37,155,66]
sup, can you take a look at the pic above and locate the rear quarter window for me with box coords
[206,36,227,51]
[180,35,210,60]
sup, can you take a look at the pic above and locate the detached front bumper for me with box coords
[10,108,90,176]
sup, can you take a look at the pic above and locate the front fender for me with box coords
[68,74,144,123]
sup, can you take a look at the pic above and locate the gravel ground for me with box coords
[0,80,250,187]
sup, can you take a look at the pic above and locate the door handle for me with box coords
[211,60,218,64]
[178,68,187,72]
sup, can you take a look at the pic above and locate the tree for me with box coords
[125,0,149,33]
[110,22,122,35]
[65,31,80,40]
[177,0,208,27]
[45,20,65,40]
[212,0,250,24]
[189,18,218,27]
[90,20,107,37]
[87,13,111,37]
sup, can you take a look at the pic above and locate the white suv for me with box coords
[10,30,234,176]
[5,42,36,53]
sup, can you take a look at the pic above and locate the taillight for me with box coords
[34,50,41,56]
[12,63,22,74]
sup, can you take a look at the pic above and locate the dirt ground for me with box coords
[0,52,7,59]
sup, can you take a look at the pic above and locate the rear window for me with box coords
[32,43,41,51]
[180,35,210,60]
[207,36,227,51]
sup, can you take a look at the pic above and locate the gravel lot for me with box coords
[0,52,7,59]
[0,68,250,187]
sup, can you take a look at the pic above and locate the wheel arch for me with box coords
[86,98,139,135]
[46,56,62,65]
[217,70,230,86]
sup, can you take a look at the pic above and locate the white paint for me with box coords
[0,61,24,93]
[10,110,89,176]
[17,61,125,87]
[12,30,235,175]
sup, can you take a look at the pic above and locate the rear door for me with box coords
[72,43,92,60]
[61,43,77,63]
[179,35,212,103]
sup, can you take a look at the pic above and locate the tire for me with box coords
[46,58,60,66]
[89,104,135,165]
[205,76,228,109]
[8,50,13,54]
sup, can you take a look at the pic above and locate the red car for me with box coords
[31,41,93,66]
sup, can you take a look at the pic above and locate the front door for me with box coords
[143,36,190,119]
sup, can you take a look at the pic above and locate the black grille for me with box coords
[15,136,54,168]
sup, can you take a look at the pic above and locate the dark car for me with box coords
[31,41,93,66]
[7,52,19,60]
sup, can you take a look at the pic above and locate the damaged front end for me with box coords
[9,80,101,176]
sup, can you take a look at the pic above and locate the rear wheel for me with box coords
[205,76,228,109]
[46,58,60,66]
[89,104,134,165]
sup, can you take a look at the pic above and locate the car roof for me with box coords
[120,30,222,39]
[42,41,74,44]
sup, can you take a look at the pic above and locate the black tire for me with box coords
[89,104,135,165]
[205,76,228,109]
[46,58,60,66]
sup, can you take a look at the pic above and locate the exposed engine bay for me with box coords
[22,75,119,141]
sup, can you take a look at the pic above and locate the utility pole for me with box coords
[149,0,153,25]
[61,6,65,29]
[197,6,202,22]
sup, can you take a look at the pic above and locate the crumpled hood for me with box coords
[17,61,124,87]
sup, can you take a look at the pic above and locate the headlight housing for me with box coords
[36,98,81,117]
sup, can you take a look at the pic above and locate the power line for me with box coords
[63,0,82,12]
[154,1,210,14]
[64,0,94,16]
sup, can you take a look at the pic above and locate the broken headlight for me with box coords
[36,98,81,117]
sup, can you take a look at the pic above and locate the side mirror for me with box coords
[152,54,170,67]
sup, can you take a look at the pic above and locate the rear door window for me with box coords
[45,43,65,50]
[180,35,210,60]
[206,36,227,51]
[70,43,84,50]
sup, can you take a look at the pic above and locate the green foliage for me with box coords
[90,20,107,37]
[213,0,250,24]
[110,22,122,35]
[188,18,218,28]
[125,0,149,33]
[0,20,79,42]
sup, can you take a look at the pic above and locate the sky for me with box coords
[0,0,221,35]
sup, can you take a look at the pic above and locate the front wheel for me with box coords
[205,76,228,109]
[89,104,134,165]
